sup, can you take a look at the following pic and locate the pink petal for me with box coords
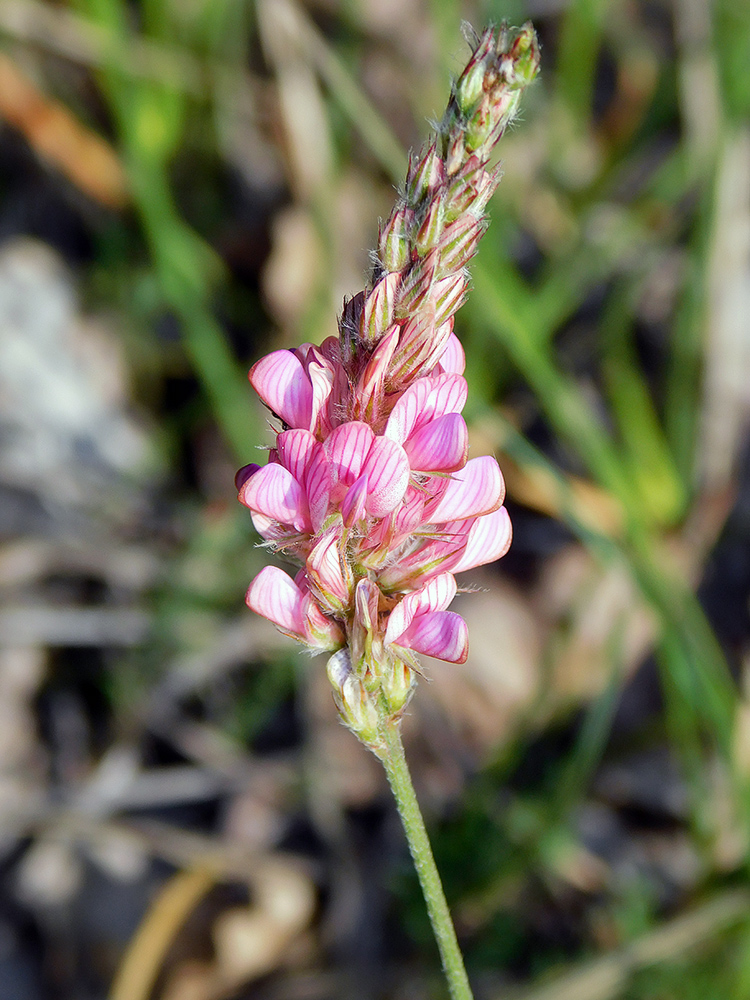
[275,429,318,482]
[411,572,457,615]
[426,456,505,523]
[341,473,368,526]
[362,437,410,517]
[249,350,312,429]
[306,529,349,607]
[303,445,330,532]
[384,592,418,644]
[384,572,458,645]
[357,325,400,410]
[436,332,466,375]
[240,464,310,533]
[449,507,512,574]
[404,412,468,473]
[384,377,433,443]
[396,611,468,663]
[307,359,334,432]
[385,373,468,443]
[392,487,425,534]
[325,421,375,491]
[246,566,305,636]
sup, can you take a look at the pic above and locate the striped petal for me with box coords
[303,445,330,532]
[384,573,457,644]
[239,464,310,532]
[449,507,512,574]
[426,456,504,523]
[246,566,305,636]
[249,350,312,430]
[385,373,468,443]
[404,412,468,473]
[306,528,350,609]
[436,331,466,374]
[396,611,468,663]
[342,473,368,526]
[275,429,318,482]
[362,437,410,517]
[325,421,374,491]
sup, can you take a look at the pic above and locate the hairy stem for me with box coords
[379,719,475,1000]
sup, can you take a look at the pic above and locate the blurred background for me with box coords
[0,0,749,997]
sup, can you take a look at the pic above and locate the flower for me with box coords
[237,23,539,746]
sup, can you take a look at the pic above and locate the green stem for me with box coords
[379,720,475,1000]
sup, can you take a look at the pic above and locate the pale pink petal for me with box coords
[410,572,457,615]
[303,445,330,531]
[325,421,375,490]
[426,456,505,523]
[249,350,312,429]
[362,438,410,517]
[385,373,467,443]
[436,332,466,374]
[240,464,310,532]
[396,611,468,663]
[384,590,420,644]
[384,378,432,443]
[250,511,285,541]
[275,429,318,482]
[307,359,334,432]
[341,473,369,526]
[306,530,349,607]
[246,566,305,636]
[357,325,400,410]
[449,507,512,574]
[392,488,425,534]
[404,412,468,473]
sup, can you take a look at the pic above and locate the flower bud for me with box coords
[379,207,413,273]
[326,648,381,745]
[405,142,444,205]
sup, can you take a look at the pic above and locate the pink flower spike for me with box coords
[250,350,312,430]
[362,437,411,517]
[449,506,513,574]
[240,463,310,533]
[436,332,466,375]
[426,455,505,523]
[246,566,306,637]
[404,412,468,473]
[397,611,469,663]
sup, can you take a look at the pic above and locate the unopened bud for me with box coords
[327,648,381,745]
[361,272,400,346]
[383,659,416,715]
[415,196,446,255]
[405,142,444,205]
[379,207,413,273]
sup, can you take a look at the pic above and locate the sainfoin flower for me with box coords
[238,24,539,746]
